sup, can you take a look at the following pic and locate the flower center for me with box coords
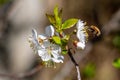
[46,46,53,55]
[38,38,44,45]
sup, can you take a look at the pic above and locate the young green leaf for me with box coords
[52,36,61,45]
[58,9,62,26]
[54,6,62,29]
[62,19,78,29]
[46,14,56,26]
[113,58,120,69]
[58,9,62,18]
[54,5,59,18]
[56,17,62,29]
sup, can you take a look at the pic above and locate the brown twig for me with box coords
[53,43,92,80]
[68,49,81,80]
[68,49,78,66]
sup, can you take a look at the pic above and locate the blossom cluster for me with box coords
[28,6,100,67]
[29,20,89,67]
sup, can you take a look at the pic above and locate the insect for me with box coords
[87,25,101,37]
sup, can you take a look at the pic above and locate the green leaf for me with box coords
[58,9,62,26]
[62,50,68,55]
[113,58,120,69]
[54,6,62,29]
[56,17,62,28]
[54,5,59,18]
[62,19,78,29]
[58,9,62,18]
[52,36,61,45]
[61,39,68,46]
[46,14,56,25]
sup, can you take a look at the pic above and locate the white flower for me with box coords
[38,41,64,63]
[29,26,64,64]
[76,20,88,49]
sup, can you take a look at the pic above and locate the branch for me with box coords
[68,49,78,66]
[76,66,81,80]
[53,43,92,80]
[68,49,81,80]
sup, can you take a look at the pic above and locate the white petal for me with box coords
[38,50,51,61]
[52,56,64,63]
[42,41,50,47]
[53,44,61,51]
[31,29,39,47]
[38,34,47,40]
[76,20,87,44]
[41,55,51,61]
[76,20,85,29]
[52,50,60,58]
[51,47,64,63]
[77,30,86,43]
[45,25,54,37]
[38,50,44,56]
[51,46,61,57]
[32,29,37,39]
[41,54,51,61]
[77,42,85,49]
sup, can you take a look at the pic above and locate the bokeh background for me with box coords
[0,0,120,80]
